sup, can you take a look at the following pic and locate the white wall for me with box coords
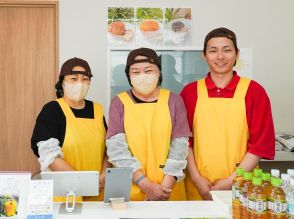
[60,0,294,133]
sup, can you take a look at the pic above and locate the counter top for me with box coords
[52,201,231,219]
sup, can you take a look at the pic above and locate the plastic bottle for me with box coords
[232,168,245,219]
[288,169,294,179]
[268,178,287,218]
[286,179,294,218]
[262,172,271,191]
[248,177,267,219]
[261,172,272,218]
[254,168,263,178]
[271,169,280,179]
[281,173,290,194]
[240,172,252,218]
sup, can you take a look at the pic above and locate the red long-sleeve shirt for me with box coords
[180,72,275,160]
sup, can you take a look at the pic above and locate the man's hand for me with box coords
[211,178,232,191]
[192,175,212,200]
[139,178,171,201]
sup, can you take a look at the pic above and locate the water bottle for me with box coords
[287,178,294,218]
[281,173,290,194]
[288,169,294,179]
[271,169,280,179]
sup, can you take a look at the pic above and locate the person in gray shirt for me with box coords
[106,48,191,201]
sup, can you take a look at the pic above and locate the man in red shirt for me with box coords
[180,27,275,200]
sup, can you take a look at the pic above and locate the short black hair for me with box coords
[203,27,239,55]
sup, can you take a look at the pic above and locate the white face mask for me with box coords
[63,81,89,102]
[130,73,159,95]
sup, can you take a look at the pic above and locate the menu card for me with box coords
[27,180,53,219]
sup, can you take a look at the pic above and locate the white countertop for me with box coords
[52,201,231,219]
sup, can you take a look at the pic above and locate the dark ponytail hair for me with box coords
[55,76,64,98]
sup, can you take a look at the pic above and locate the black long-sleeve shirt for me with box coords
[31,100,107,157]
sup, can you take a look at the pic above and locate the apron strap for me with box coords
[157,88,170,104]
[56,98,75,119]
[118,91,134,106]
[197,79,207,98]
[93,102,104,121]
[233,77,251,99]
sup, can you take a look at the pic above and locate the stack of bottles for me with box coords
[232,168,294,218]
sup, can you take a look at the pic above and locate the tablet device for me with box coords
[40,171,99,196]
[104,167,132,203]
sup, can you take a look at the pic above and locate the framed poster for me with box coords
[165,8,192,46]
[136,7,164,47]
[108,7,135,47]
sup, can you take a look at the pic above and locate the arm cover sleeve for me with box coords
[37,138,63,171]
[163,137,189,181]
[106,133,141,172]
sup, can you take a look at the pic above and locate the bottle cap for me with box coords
[262,172,271,181]
[253,168,262,177]
[272,178,282,187]
[271,169,280,178]
[236,168,245,176]
[287,169,294,177]
[252,177,262,186]
[244,172,252,180]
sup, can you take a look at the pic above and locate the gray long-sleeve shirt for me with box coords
[106,90,191,180]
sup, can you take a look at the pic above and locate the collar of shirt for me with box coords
[129,90,157,103]
[204,71,240,97]
[205,71,240,91]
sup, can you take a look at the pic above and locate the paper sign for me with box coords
[0,172,31,217]
[27,180,53,219]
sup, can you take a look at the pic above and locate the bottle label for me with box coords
[243,197,248,208]
[254,200,267,212]
[244,197,248,208]
[235,189,240,199]
[239,193,244,204]
[249,200,267,213]
[232,185,236,199]
[268,200,273,211]
[288,202,294,214]
[272,201,287,213]
[248,199,255,210]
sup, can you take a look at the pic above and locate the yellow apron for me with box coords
[55,98,106,201]
[185,78,250,200]
[118,89,186,201]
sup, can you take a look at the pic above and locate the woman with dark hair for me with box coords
[106,48,191,201]
[31,57,109,201]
